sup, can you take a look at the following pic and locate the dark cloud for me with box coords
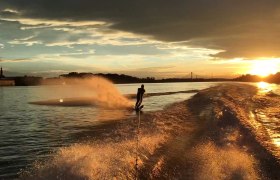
[1,0,280,59]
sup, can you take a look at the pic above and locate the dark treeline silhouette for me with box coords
[4,76,43,86]
[234,72,280,84]
[57,72,229,84]
[6,71,280,86]
[234,74,262,82]
[155,78,229,83]
[59,72,155,83]
[265,73,280,83]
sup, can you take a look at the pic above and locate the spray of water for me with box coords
[189,141,259,180]
[19,134,166,180]
[33,77,134,109]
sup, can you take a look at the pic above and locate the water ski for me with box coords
[135,105,144,111]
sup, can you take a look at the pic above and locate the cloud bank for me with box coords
[1,0,280,59]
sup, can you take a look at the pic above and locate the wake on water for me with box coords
[21,81,279,179]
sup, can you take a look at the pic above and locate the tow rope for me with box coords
[135,111,141,180]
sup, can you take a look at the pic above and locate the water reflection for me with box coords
[96,109,133,121]
[1,82,280,179]
[257,81,276,94]
[254,82,280,158]
[272,137,280,148]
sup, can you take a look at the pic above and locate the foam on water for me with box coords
[19,134,166,180]
[249,82,280,159]
[189,141,259,180]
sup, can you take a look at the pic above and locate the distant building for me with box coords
[0,67,15,86]
[12,76,42,86]
[0,67,5,78]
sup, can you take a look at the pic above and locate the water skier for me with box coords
[135,84,145,110]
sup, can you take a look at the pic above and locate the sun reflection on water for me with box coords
[257,82,275,94]
[272,137,280,148]
[254,82,280,157]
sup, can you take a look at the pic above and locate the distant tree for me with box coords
[234,73,280,84]
[234,74,262,82]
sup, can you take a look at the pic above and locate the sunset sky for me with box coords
[0,0,280,78]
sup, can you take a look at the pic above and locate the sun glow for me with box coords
[249,60,279,77]
[257,81,276,94]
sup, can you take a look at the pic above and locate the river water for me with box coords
[0,81,279,179]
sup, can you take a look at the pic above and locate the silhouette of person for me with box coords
[135,84,145,110]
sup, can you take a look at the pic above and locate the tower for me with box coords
[0,66,4,78]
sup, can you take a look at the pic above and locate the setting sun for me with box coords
[249,60,279,77]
